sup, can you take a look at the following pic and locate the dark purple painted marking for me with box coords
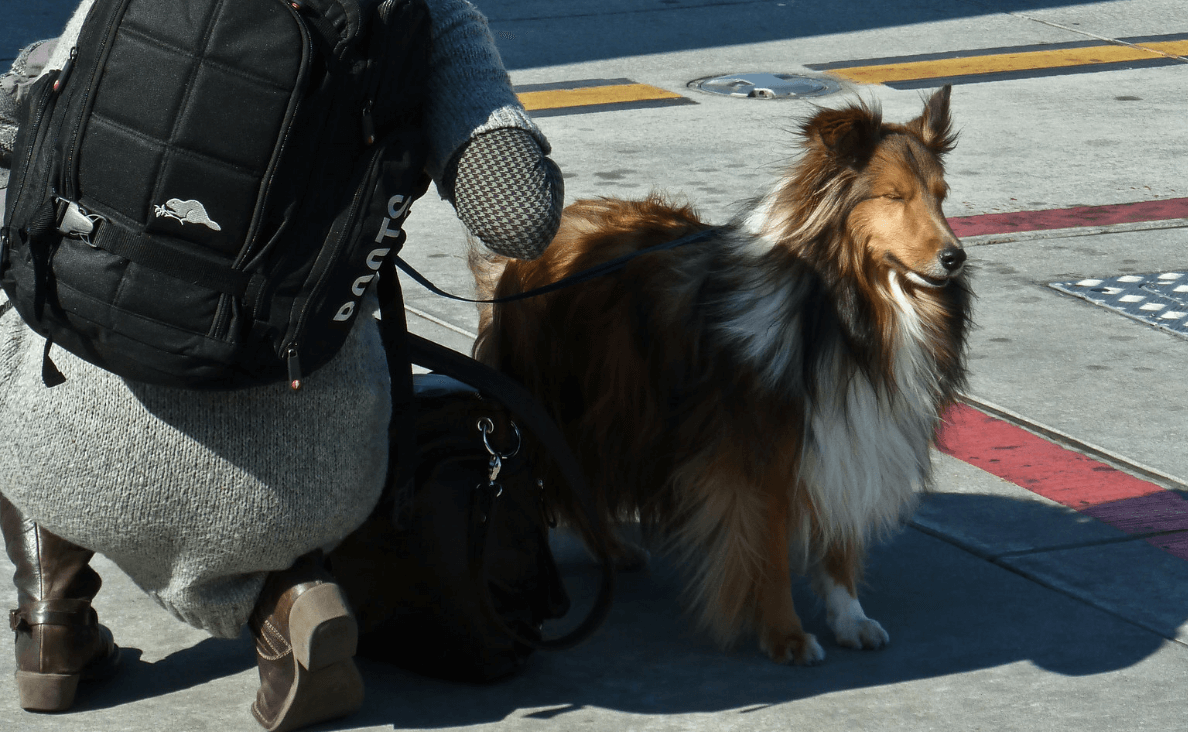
[1083,491,1188,535]
[1150,532,1188,559]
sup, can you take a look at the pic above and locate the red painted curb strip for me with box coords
[938,404,1188,560]
[947,197,1188,237]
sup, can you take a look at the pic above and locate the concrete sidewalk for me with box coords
[3,455,1186,731]
[3,0,1188,730]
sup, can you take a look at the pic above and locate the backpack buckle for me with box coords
[55,199,104,247]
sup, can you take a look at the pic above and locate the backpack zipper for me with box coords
[60,0,136,202]
[5,69,63,221]
[280,138,389,390]
[285,344,303,391]
[361,100,376,146]
[360,0,397,146]
[211,2,313,345]
[53,47,78,93]
[237,1,314,267]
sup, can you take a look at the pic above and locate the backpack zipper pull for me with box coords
[361,100,376,145]
[53,47,78,94]
[285,346,303,391]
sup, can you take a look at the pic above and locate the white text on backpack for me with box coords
[332,195,413,322]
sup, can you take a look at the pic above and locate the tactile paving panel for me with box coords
[1050,271,1188,338]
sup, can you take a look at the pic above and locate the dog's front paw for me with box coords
[823,584,890,650]
[760,630,826,666]
[833,616,890,650]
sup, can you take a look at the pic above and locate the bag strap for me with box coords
[394,225,718,305]
[375,261,418,499]
[375,260,616,651]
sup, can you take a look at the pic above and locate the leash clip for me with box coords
[477,417,521,489]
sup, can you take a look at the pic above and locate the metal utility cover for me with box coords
[688,73,840,99]
[1050,271,1188,339]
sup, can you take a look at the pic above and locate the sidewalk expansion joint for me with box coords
[994,556,1187,648]
[908,522,1188,647]
[405,305,479,340]
[990,529,1188,560]
[1009,13,1188,62]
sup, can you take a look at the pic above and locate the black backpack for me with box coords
[1,0,432,390]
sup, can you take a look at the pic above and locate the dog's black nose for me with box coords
[939,247,966,272]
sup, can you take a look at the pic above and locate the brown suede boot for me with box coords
[0,493,121,712]
[248,551,363,732]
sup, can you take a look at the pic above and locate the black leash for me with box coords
[394,225,719,304]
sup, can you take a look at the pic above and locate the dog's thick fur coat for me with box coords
[472,87,971,664]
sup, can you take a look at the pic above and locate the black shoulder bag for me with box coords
[327,264,615,682]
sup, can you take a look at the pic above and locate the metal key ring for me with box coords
[477,417,521,460]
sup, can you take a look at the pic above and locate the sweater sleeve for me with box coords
[421,0,549,187]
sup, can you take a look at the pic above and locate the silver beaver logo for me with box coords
[153,198,222,231]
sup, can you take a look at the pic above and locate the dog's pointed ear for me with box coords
[804,102,883,168]
[910,85,956,156]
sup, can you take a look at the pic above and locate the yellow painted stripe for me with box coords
[830,42,1188,84]
[1135,39,1188,57]
[517,83,683,111]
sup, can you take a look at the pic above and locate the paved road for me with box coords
[2,1,1187,730]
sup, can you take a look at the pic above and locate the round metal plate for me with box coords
[688,72,840,99]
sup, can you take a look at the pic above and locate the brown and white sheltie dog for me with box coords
[470,86,971,665]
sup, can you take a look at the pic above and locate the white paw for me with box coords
[798,633,827,665]
[824,584,890,650]
[833,616,890,650]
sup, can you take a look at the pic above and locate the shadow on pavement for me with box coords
[336,491,1180,728]
[69,637,255,713]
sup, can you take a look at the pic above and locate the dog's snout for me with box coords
[939,246,966,272]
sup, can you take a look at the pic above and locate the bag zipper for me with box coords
[280,139,390,390]
[5,67,66,222]
[285,344,303,391]
[53,47,78,93]
[60,0,136,202]
[360,0,397,146]
[210,1,313,345]
[236,1,314,267]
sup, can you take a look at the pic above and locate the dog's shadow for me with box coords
[341,490,1184,729]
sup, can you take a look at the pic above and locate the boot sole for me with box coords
[15,643,121,712]
[15,670,80,712]
[290,583,358,671]
[254,583,363,732]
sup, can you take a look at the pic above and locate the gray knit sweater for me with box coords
[0,0,546,639]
